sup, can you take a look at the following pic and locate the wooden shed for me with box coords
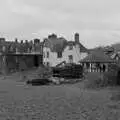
[80,50,116,72]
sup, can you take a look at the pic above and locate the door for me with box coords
[34,55,39,67]
[117,70,120,85]
[68,55,73,63]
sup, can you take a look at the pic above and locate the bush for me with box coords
[84,72,102,89]
[84,72,117,89]
[103,71,117,86]
[84,63,120,89]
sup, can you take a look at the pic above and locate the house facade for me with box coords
[43,33,88,67]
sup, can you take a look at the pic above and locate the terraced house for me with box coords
[43,33,88,67]
[0,38,43,74]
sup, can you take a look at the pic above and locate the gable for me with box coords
[63,41,88,53]
[43,37,67,53]
[79,43,88,52]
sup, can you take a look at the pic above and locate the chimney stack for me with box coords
[48,34,57,39]
[25,40,28,44]
[34,38,40,44]
[21,40,23,44]
[74,33,79,43]
[15,38,18,43]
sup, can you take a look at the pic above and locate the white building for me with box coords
[43,33,88,67]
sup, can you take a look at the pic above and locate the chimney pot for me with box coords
[15,38,18,43]
[48,34,57,39]
[21,40,23,44]
[25,40,28,44]
[34,38,40,44]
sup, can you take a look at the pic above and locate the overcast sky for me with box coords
[1,0,120,48]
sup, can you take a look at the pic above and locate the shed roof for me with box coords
[80,50,116,63]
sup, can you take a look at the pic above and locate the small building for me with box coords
[80,50,116,72]
[43,33,88,67]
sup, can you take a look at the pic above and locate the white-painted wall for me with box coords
[62,44,87,64]
[43,44,88,67]
[43,47,62,66]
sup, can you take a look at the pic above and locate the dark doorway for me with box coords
[117,70,120,85]
[34,55,39,67]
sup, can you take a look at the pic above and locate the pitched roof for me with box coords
[0,40,43,54]
[66,41,88,52]
[80,50,116,63]
[0,41,14,53]
[111,52,120,60]
[78,42,88,52]
[44,34,87,53]
[44,36,67,52]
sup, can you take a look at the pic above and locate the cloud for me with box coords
[0,0,120,48]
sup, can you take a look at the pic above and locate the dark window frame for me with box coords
[69,45,73,50]
[47,51,49,58]
[47,62,50,66]
[57,52,62,58]
[43,52,45,58]
[68,55,73,63]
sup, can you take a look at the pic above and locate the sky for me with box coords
[1,0,120,48]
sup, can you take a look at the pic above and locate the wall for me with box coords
[43,44,88,67]
[62,45,80,64]
[43,47,62,66]
[62,44,88,64]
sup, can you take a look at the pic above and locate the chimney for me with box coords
[30,40,33,45]
[34,38,40,44]
[74,33,79,43]
[25,40,28,44]
[48,34,57,39]
[21,40,23,44]
[15,38,18,43]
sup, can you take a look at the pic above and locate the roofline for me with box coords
[79,61,116,63]
[1,53,43,56]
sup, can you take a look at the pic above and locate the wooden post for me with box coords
[90,63,91,72]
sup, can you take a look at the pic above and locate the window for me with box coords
[47,62,50,66]
[47,52,49,58]
[2,46,6,52]
[9,46,13,52]
[69,45,73,50]
[68,55,73,63]
[43,52,45,58]
[57,52,62,58]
